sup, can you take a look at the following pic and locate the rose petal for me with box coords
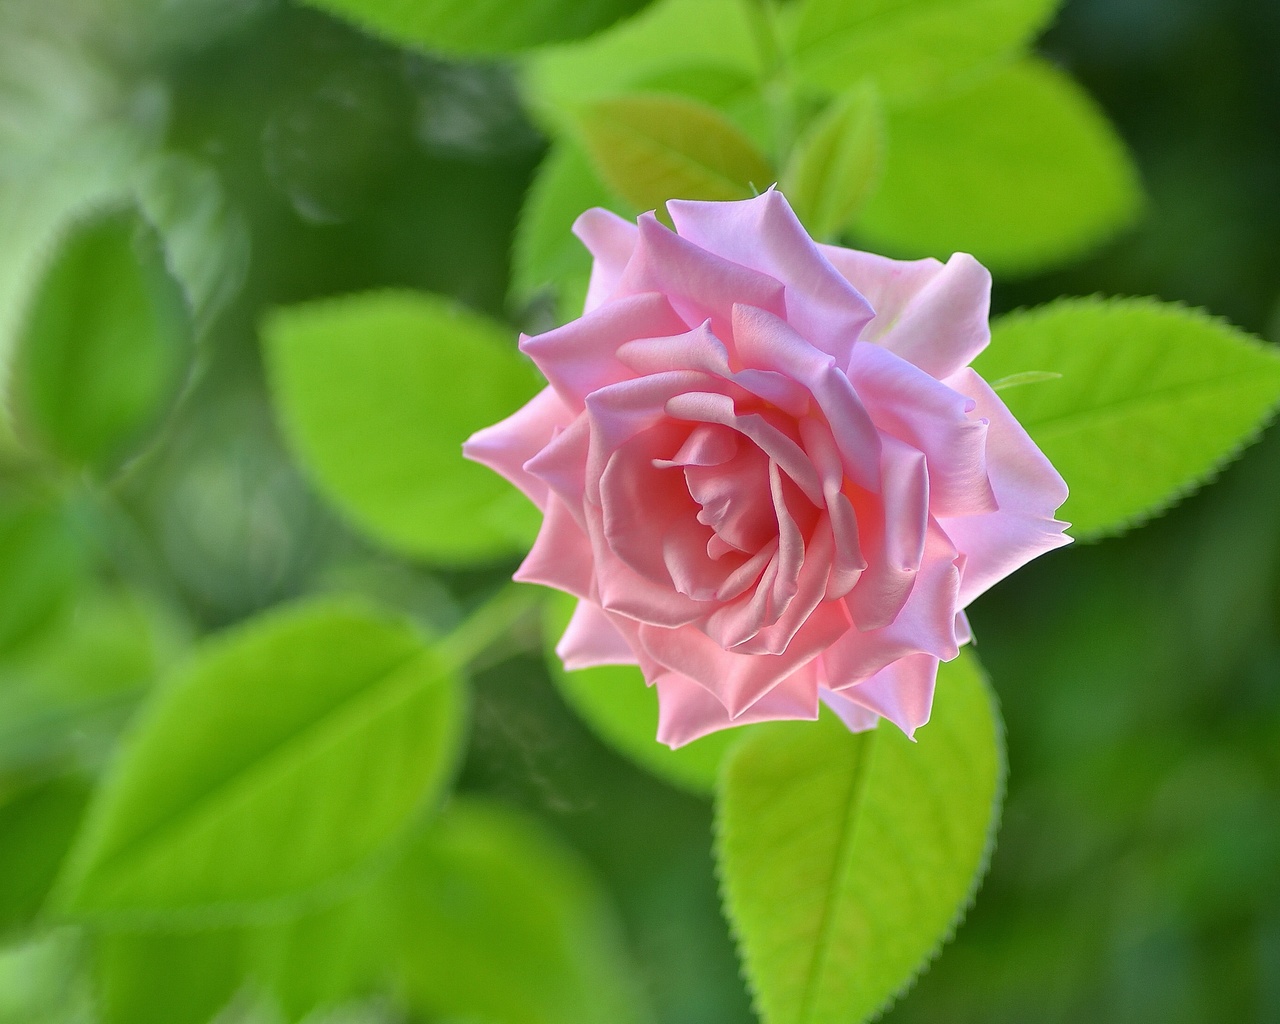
[613,213,787,340]
[513,497,595,599]
[850,341,997,517]
[820,247,991,380]
[818,686,882,733]
[556,599,637,669]
[730,303,881,491]
[573,207,638,313]
[845,434,929,630]
[521,291,688,408]
[829,652,940,738]
[654,664,821,748]
[939,368,1071,604]
[462,386,574,511]
[668,190,875,366]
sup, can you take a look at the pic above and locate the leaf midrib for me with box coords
[79,645,434,904]
[1018,368,1280,440]
[796,729,876,1024]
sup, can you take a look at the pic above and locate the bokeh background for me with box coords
[1,0,1278,1021]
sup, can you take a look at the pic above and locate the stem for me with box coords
[436,583,545,674]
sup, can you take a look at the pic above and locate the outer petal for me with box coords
[520,292,688,410]
[573,207,638,313]
[818,686,881,733]
[513,497,595,599]
[655,663,821,748]
[556,599,638,669]
[668,190,874,366]
[613,213,787,340]
[461,387,574,511]
[830,652,940,738]
[820,247,991,380]
[939,368,1071,605]
[826,522,962,683]
[849,341,997,518]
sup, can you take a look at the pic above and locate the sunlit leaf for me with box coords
[856,59,1141,275]
[781,84,883,241]
[789,0,1061,101]
[299,0,651,55]
[577,93,774,211]
[543,591,739,795]
[525,0,761,130]
[716,653,1003,1024]
[11,207,191,470]
[389,798,652,1024]
[264,290,542,565]
[54,598,465,920]
[978,297,1280,538]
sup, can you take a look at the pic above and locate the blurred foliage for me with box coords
[0,0,1278,1021]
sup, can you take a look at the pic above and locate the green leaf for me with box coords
[0,486,87,658]
[253,885,391,1021]
[53,598,465,921]
[0,585,183,778]
[132,153,250,333]
[577,93,774,211]
[511,142,616,318]
[543,591,738,795]
[11,207,191,469]
[0,776,92,937]
[94,927,242,1024]
[299,0,650,55]
[856,59,1141,275]
[781,85,884,242]
[978,297,1280,538]
[716,652,1003,1024]
[524,0,762,130]
[264,290,543,565]
[789,0,1062,102]
[389,798,652,1024]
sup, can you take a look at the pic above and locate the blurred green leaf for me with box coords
[856,59,1141,275]
[299,0,651,55]
[0,928,94,1024]
[94,927,242,1024]
[264,290,542,565]
[253,883,391,1021]
[11,207,191,470]
[789,0,1062,101]
[54,598,465,920]
[0,776,92,937]
[0,487,87,658]
[543,591,738,795]
[781,84,883,241]
[388,797,652,1024]
[577,93,774,211]
[511,142,616,319]
[133,152,251,333]
[634,64,771,152]
[0,585,185,777]
[978,297,1280,538]
[524,0,761,129]
[716,653,1003,1024]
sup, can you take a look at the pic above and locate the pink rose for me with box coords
[465,190,1068,748]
